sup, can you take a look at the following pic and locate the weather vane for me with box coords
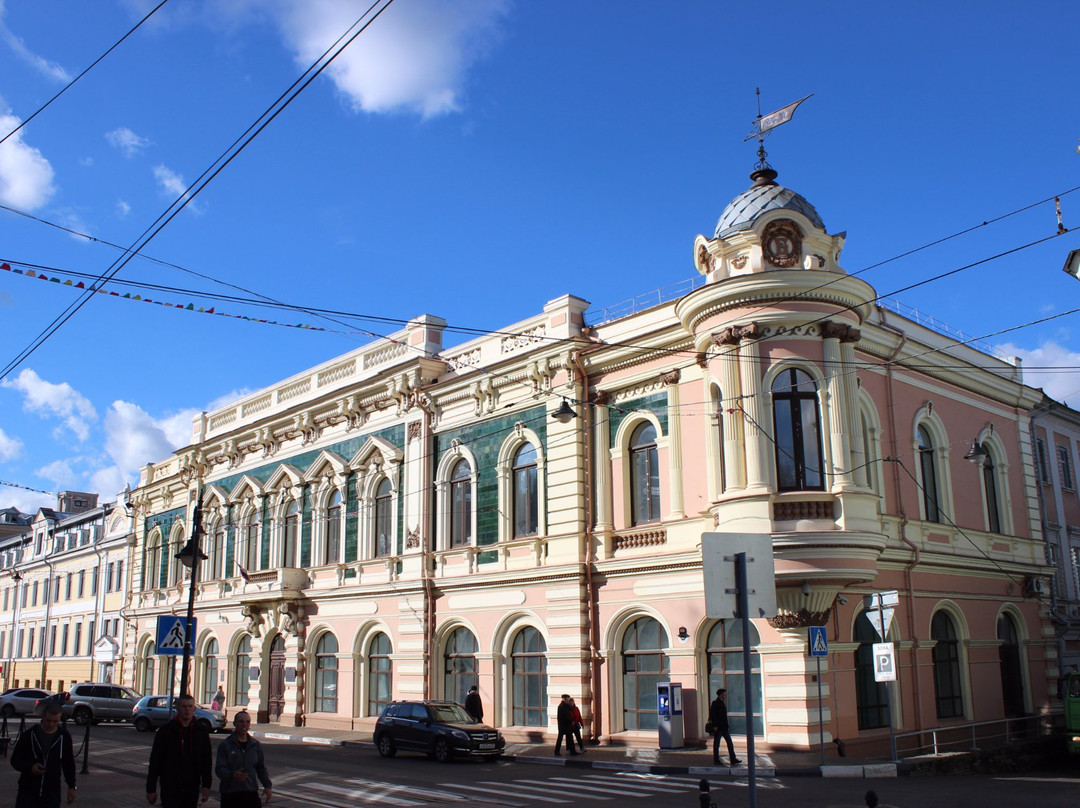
[744,89,813,170]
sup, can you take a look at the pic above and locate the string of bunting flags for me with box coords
[0,479,55,495]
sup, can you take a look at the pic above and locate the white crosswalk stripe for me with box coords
[442,782,557,804]
[526,777,652,797]
[481,779,612,800]
[580,774,690,793]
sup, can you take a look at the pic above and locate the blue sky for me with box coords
[2,0,1079,512]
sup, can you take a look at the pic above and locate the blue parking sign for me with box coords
[156,615,195,656]
[808,625,828,657]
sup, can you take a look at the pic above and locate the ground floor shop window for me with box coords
[511,626,547,726]
[444,626,478,706]
[368,632,393,716]
[621,616,668,730]
[706,619,763,735]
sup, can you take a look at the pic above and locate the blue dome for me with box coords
[714,178,825,239]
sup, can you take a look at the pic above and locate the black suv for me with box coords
[374,700,505,762]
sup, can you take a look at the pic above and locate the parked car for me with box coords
[130,695,227,733]
[374,700,505,762]
[0,687,54,717]
[56,683,141,726]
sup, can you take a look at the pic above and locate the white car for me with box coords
[1,687,55,717]
[131,695,227,733]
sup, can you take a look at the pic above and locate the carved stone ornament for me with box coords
[767,608,834,629]
[730,254,748,270]
[659,369,681,385]
[406,526,420,549]
[697,244,714,273]
[761,218,802,268]
[408,421,422,442]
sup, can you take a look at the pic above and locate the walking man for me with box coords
[554,694,578,756]
[216,711,272,807]
[464,685,484,722]
[708,688,741,767]
[569,697,586,753]
[146,694,212,806]
[10,701,77,807]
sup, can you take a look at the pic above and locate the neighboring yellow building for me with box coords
[0,491,135,698]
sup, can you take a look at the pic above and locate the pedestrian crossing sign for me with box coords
[808,625,828,657]
[156,615,195,656]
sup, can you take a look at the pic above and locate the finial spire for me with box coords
[744,91,813,184]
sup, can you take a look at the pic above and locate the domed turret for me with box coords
[714,167,825,239]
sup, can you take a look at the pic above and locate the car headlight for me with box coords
[450,729,470,741]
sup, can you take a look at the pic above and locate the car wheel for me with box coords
[432,737,452,763]
[196,718,212,732]
[0,704,13,718]
[134,717,152,733]
[73,707,92,726]
[376,734,396,758]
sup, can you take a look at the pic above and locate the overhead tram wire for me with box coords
[0,0,398,382]
[0,0,172,147]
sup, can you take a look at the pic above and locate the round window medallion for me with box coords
[762,219,802,268]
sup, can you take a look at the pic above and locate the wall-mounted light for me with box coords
[964,440,990,467]
[677,626,689,642]
[835,593,848,606]
[1062,248,1080,279]
[801,580,812,598]
[551,399,577,424]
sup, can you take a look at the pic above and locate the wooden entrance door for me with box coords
[268,636,286,722]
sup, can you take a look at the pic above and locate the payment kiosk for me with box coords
[657,681,684,748]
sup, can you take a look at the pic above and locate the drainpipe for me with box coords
[415,395,437,700]
[878,307,924,733]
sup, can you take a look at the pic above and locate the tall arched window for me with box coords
[314,633,339,713]
[630,423,660,525]
[374,479,393,557]
[282,500,299,567]
[712,386,726,494]
[513,444,539,538]
[511,627,547,726]
[325,491,341,564]
[244,512,259,573]
[981,446,1001,533]
[209,520,224,581]
[854,612,889,729]
[931,612,963,718]
[998,614,1024,716]
[145,530,162,589]
[142,644,156,693]
[621,617,668,730]
[367,633,393,716]
[443,627,478,705]
[449,461,472,547]
[917,425,941,522]
[233,635,252,705]
[772,368,823,491]
[706,620,763,735]
[202,638,219,705]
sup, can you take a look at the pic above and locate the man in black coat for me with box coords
[10,701,77,807]
[146,694,212,807]
[464,685,484,721]
[708,688,741,767]
[554,693,578,756]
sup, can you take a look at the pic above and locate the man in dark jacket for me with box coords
[708,688,741,767]
[146,694,212,807]
[464,685,484,721]
[215,711,272,808]
[10,701,77,807]
[554,693,578,756]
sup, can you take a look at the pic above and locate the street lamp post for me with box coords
[5,569,22,691]
[174,494,206,698]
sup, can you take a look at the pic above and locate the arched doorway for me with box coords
[268,635,286,722]
[998,614,1025,717]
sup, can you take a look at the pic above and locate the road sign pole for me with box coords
[735,552,757,808]
[817,655,824,767]
[877,595,897,762]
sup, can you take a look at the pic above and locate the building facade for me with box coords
[123,166,1055,753]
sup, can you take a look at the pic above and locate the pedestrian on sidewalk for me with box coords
[708,688,740,767]
[10,701,77,807]
[211,687,226,712]
[464,685,484,722]
[146,694,212,807]
[216,711,272,808]
[554,694,578,756]
[569,697,586,753]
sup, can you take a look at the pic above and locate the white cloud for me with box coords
[116,199,131,217]
[106,126,150,158]
[0,426,23,460]
[153,164,204,214]
[35,458,78,488]
[1,369,97,441]
[996,340,1080,407]
[272,0,508,118]
[0,109,56,209]
[102,400,199,481]
[0,488,53,514]
[0,0,71,82]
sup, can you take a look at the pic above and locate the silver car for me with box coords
[130,695,227,733]
[61,683,141,726]
[0,687,55,718]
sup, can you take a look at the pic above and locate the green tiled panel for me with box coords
[434,406,547,547]
[608,392,669,448]
[261,504,271,569]
[143,508,183,589]
[300,486,312,567]
[345,471,358,562]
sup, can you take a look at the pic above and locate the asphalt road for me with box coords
[12,724,1080,808]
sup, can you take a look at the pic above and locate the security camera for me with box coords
[835,594,849,605]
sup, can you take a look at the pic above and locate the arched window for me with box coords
[443,627,478,705]
[314,633,339,713]
[706,620,763,736]
[145,530,162,589]
[325,491,341,564]
[621,617,668,730]
[931,612,963,718]
[282,500,299,567]
[511,627,547,726]
[243,511,259,573]
[202,638,219,705]
[772,368,823,491]
[630,423,660,525]
[208,520,224,581]
[233,635,252,705]
[854,612,889,729]
[711,386,726,494]
[998,614,1024,717]
[449,461,472,547]
[917,425,941,522]
[374,479,393,557]
[981,446,1001,533]
[513,444,539,538]
[142,644,156,693]
[367,633,393,716]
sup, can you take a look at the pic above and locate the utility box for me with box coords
[657,682,684,749]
